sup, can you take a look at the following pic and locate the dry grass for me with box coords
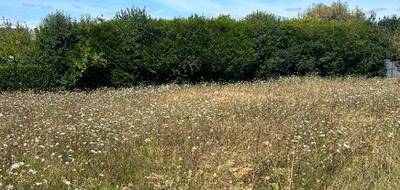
[0,77,399,190]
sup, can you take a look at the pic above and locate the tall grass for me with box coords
[0,77,399,189]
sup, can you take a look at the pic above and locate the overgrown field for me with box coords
[1,78,399,189]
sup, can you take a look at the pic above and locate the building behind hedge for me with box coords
[385,60,400,78]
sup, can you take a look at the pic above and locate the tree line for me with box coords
[0,2,399,90]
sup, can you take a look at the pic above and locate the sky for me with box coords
[1,0,400,28]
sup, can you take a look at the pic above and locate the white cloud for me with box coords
[285,7,303,12]
[22,2,54,9]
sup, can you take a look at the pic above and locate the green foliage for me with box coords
[379,15,400,32]
[0,3,396,91]
[79,7,157,88]
[244,11,281,25]
[0,64,59,91]
[61,17,109,89]
[255,19,388,78]
[147,15,214,83]
[110,7,156,86]
[207,16,257,81]
[0,19,32,64]
[33,11,77,74]
[302,1,368,22]
[378,16,400,61]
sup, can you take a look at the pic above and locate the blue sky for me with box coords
[1,0,400,27]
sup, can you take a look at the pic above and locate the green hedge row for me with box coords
[0,64,59,91]
[1,7,398,91]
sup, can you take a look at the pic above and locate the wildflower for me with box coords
[6,184,14,190]
[28,169,37,175]
[7,162,24,173]
[62,177,71,186]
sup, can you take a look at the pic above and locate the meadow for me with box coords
[0,77,399,189]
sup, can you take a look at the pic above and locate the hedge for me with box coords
[0,64,60,91]
[0,7,398,91]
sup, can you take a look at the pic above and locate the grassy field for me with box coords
[0,77,399,189]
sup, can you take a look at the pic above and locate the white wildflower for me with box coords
[62,177,71,186]
[28,169,37,175]
[7,162,24,173]
[6,184,14,190]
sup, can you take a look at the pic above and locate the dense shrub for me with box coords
[255,20,389,78]
[379,16,400,61]
[148,16,212,83]
[32,11,78,77]
[0,2,398,91]
[302,2,368,22]
[0,64,59,91]
[0,20,32,65]
[379,15,400,32]
[75,8,158,88]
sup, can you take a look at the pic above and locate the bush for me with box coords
[255,19,389,78]
[0,64,60,91]
[0,21,33,65]
[0,3,396,91]
[32,11,77,74]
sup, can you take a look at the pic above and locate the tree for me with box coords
[379,15,400,32]
[302,2,367,22]
[33,11,77,74]
[243,11,280,24]
[107,7,156,86]
[0,18,32,64]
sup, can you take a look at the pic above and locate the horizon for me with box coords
[1,0,400,28]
